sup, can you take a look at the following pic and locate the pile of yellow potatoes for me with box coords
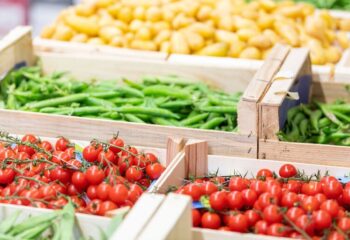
[41,0,350,65]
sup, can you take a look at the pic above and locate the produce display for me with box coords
[0,132,165,216]
[278,97,350,146]
[295,0,350,10]
[0,66,240,132]
[40,0,350,65]
[172,163,350,239]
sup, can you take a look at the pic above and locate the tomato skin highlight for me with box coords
[313,210,332,230]
[279,164,297,178]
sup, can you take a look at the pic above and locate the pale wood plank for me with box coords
[312,81,350,103]
[184,140,208,177]
[166,137,185,167]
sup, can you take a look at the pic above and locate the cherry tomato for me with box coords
[241,189,258,207]
[202,181,218,195]
[39,185,57,200]
[209,191,227,211]
[86,199,102,215]
[125,166,143,182]
[70,195,86,208]
[16,152,30,160]
[342,188,350,205]
[301,196,320,212]
[145,153,158,164]
[263,205,282,224]
[86,166,105,185]
[314,193,327,204]
[31,201,47,209]
[0,169,15,184]
[98,149,117,165]
[281,192,299,208]
[320,200,340,218]
[64,147,75,159]
[55,137,70,151]
[71,171,88,190]
[109,184,128,204]
[279,164,297,178]
[227,213,248,233]
[258,192,279,209]
[322,180,343,199]
[254,220,268,235]
[295,215,315,236]
[97,182,112,201]
[192,209,201,227]
[313,210,331,230]
[301,181,322,196]
[83,144,102,162]
[250,180,266,195]
[51,151,70,165]
[0,149,16,161]
[256,169,273,178]
[184,184,203,201]
[320,176,338,186]
[22,134,37,144]
[67,184,81,196]
[284,180,302,193]
[127,188,141,203]
[244,210,261,227]
[328,231,345,240]
[337,217,350,232]
[50,167,71,184]
[227,191,244,210]
[201,212,221,229]
[229,177,249,191]
[40,141,53,152]
[267,184,282,200]
[145,163,165,180]
[109,137,124,154]
[286,207,305,223]
[266,223,290,237]
[98,201,117,216]
[87,185,98,200]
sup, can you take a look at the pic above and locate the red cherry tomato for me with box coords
[83,144,102,162]
[87,185,98,200]
[241,189,258,207]
[337,217,350,232]
[98,201,117,216]
[109,184,128,205]
[281,192,299,208]
[313,210,332,230]
[322,179,343,199]
[109,137,125,154]
[192,209,201,227]
[244,210,261,227]
[263,205,282,224]
[125,166,143,182]
[86,166,105,185]
[295,215,315,236]
[55,137,70,151]
[254,220,268,235]
[146,163,165,180]
[227,213,248,233]
[202,181,218,195]
[209,191,227,211]
[98,149,117,165]
[279,164,297,178]
[97,182,112,201]
[229,177,249,191]
[286,207,305,223]
[301,181,322,196]
[256,169,273,178]
[266,223,290,237]
[301,196,320,212]
[320,200,340,218]
[201,212,221,229]
[258,192,279,209]
[227,191,244,210]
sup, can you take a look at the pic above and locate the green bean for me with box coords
[199,106,237,114]
[310,110,322,131]
[90,91,121,99]
[159,100,192,109]
[119,86,144,98]
[143,75,191,86]
[288,122,300,142]
[299,119,309,137]
[124,114,145,123]
[100,112,121,120]
[181,113,209,126]
[319,117,332,128]
[116,106,180,119]
[151,117,175,126]
[143,85,191,99]
[111,98,143,105]
[200,117,226,129]
[24,93,88,109]
[292,112,306,126]
[327,104,350,113]
[39,107,72,113]
[332,111,350,123]
[226,114,234,129]
[123,78,144,90]
[287,106,301,123]
[208,113,221,121]
[208,95,237,106]
[85,97,115,108]
[319,104,343,126]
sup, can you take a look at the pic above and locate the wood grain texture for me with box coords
[312,81,350,103]
[0,110,256,157]
[259,139,350,167]
[34,38,168,60]
[166,137,185,167]
[184,140,208,178]
[0,26,35,75]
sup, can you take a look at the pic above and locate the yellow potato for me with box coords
[339,19,350,31]
[52,24,74,41]
[99,26,122,43]
[170,32,190,54]
[87,37,105,45]
[227,39,246,58]
[337,32,350,49]
[234,16,257,30]
[196,5,212,21]
[118,7,133,23]
[259,0,276,11]
[239,47,262,59]
[172,14,194,30]
[183,31,205,52]
[217,14,234,31]
[215,30,239,44]
[129,20,144,32]
[257,14,274,30]
[41,25,56,39]
[146,6,162,22]
[278,5,303,18]
[75,4,96,17]
[187,23,214,39]
[263,29,279,44]
[135,27,152,41]
[130,40,157,51]
[64,14,99,36]
[305,16,327,43]
[107,3,121,18]
[133,6,146,20]
[95,0,114,8]
[162,7,176,22]
[70,33,88,43]
[274,22,299,47]
[160,41,171,53]
[110,36,127,47]
[151,21,171,35]
[195,42,228,57]
[237,28,260,42]
[325,46,341,64]
[154,30,172,46]
[248,34,272,49]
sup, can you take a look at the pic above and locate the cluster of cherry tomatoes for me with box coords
[0,133,165,216]
[175,163,350,239]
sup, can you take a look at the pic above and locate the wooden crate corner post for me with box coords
[166,137,185,166]
[238,44,290,136]
[0,26,35,74]
[184,139,208,178]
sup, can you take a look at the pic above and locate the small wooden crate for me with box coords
[153,140,350,240]
[259,47,350,166]
[0,27,285,158]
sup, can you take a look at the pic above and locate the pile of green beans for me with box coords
[278,101,350,146]
[0,66,241,132]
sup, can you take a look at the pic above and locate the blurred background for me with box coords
[0,0,78,37]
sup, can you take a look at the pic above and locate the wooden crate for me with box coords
[0,26,285,158]
[33,9,350,83]
[259,47,350,166]
[153,140,350,240]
